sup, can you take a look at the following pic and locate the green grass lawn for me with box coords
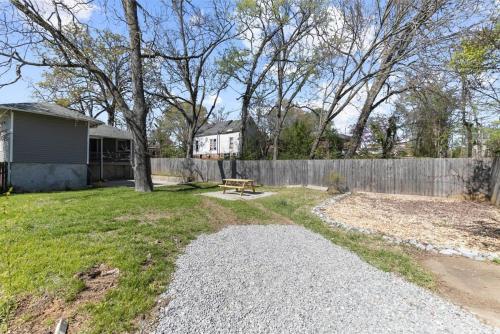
[0,184,433,333]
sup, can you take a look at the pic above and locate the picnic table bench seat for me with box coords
[218,184,245,190]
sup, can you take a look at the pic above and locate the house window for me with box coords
[210,138,217,151]
[195,140,199,152]
[229,137,234,150]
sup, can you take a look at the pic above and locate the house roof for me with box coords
[196,119,242,137]
[89,124,132,140]
[0,102,102,126]
[337,133,351,141]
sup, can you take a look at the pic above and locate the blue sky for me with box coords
[0,67,43,104]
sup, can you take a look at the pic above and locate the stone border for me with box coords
[312,193,498,262]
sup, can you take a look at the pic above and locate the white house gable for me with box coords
[194,132,240,156]
[193,118,259,158]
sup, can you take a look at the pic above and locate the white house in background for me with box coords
[193,118,258,159]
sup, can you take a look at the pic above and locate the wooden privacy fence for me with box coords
[490,157,500,206]
[151,157,497,199]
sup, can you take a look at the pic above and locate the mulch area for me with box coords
[325,192,500,256]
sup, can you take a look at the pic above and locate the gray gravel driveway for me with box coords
[153,225,497,334]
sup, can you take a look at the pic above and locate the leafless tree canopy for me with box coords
[0,0,497,167]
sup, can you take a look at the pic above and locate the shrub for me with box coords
[325,171,347,195]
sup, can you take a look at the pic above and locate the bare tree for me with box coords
[305,0,400,158]
[344,0,451,157]
[147,0,235,158]
[0,0,156,190]
[229,0,324,158]
[32,31,131,126]
[267,4,324,160]
[304,0,470,158]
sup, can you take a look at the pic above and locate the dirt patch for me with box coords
[200,198,241,229]
[325,192,500,256]
[74,264,120,303]
[200,197,293,227]
[417,254,500,328]
[248,202,294,225]
[7,264,119,334]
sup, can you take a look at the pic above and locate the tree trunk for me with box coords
[345,72,390,158]
[239,97,250,158]
[272,56,285,161]
[474,115,483,158]
[465,123,473,157]
[460,77,473,158]
[309,120,328,159]
[272,129,279,160]
[381,116,397,158]
[272,104,283,161]
[185,139,194,159]
[130,123,153,191]
[185,125,195,159]
[345,103,372,159]
[107,108,115,126]
[123,0,153,192]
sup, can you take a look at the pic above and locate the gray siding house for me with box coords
[0,103,102,192]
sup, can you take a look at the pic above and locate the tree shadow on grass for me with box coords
[159,183,218,193]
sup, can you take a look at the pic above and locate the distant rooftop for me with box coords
[0,102,102,126]
[196,119,242,137]
[90,124,132,140]
[337,133,351,141]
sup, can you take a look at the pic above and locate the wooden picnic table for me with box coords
[219,178,256,196]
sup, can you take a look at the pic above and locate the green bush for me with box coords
[325,171,347,195]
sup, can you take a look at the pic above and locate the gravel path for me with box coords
[153,225,497,334]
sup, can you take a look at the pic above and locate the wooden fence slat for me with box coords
[489,157,500,206]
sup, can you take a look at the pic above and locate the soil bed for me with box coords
[324,192,500,258]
